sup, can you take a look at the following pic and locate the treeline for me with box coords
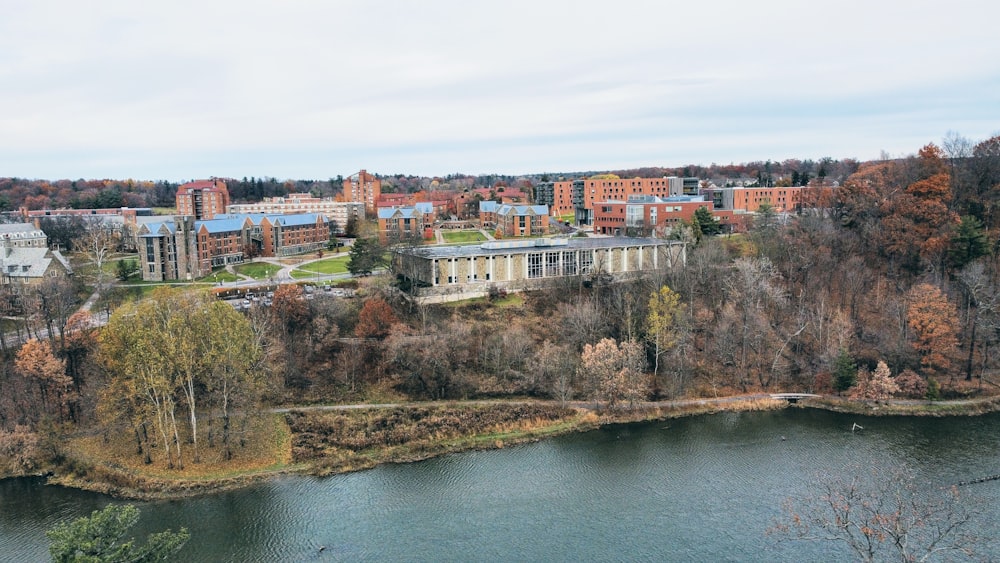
[0,154,871,214]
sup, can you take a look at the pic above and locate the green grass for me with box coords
[293,255,351,276]
[235,262,282,279]
[442,230,486,243]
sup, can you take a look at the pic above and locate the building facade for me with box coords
[534,180,580,218]
[570,176,700,224]
[592,196,716,236]
[495,204,550,237]
[137,213,329,281]
[227,195,362,234]
[176,180,230,220]
[393,237,685,300]
[0,223,49,249]
[715,186,806,213]
[377,205,430,243]
[344,170,382,217]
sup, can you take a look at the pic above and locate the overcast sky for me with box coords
[2,1,998,182]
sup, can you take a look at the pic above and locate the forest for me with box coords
[2,134,1000,476]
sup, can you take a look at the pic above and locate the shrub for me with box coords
[894,369,927,399]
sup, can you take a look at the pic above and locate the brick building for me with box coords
[137,213,329,281]
[344,170,381,217]
[593,196,711,236]
[570,176,699,224]
[176,180,230,220]
[377,204,431,243]
[495,204,550,237]
[227,195,362,235]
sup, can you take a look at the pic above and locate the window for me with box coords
[563,251,577,276]
[545,252,560,277]
[528,253,543,278]
[580,250,593,273]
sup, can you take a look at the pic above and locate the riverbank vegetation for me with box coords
[4,135,1000,495]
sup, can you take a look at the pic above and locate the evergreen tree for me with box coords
[694,206,721,236]
[833,349,856,393]
[47,504,188,562]
[949,215,990,269]
[347,237,386,276]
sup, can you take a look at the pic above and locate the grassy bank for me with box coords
[802,395,1000,417]
[286,403,592,476]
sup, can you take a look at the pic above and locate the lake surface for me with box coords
[3,408,1000,562]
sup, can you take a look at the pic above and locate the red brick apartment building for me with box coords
[718,186,806,213]
[176,180,230,220]
[344,170,382,217]
[138,213,329,281]
[593,196,714,236]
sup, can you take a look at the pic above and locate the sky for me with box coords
[2,0,999,182]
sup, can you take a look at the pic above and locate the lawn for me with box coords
[291,255,351,279]
[235,262,282,279]
[442,230,486,243]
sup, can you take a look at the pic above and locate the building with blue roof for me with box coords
[137,213,329,281]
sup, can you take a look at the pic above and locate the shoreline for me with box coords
[10,394,1000,500]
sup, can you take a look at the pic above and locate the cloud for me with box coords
[1,0,998,180]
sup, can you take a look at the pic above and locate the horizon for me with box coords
[2,1,998,182]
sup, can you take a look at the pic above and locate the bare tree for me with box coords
[770,464,981,562]
[80,220,116,291]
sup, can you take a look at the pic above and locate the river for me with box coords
[3,408,1000,562]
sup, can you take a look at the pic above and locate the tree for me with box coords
[851,360,899,401]
[15,338,74,421]
[646,285,682,380]
[770,464,979,562]
[355,297,398,339]
[832,349,856,394]
[347,237,386,276]
[47,504,189,563]
[693,206,720,237]
[115,259,139,282]
[949,215,989,269]
[99,288,264,468]
[906,283,960,380]
[80,222,116,290]
[578,338,647,409]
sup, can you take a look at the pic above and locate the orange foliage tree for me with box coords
[15,338,74,421]
[906,283,959,381]
[355,297,398,339]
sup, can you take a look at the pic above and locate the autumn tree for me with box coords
[15,338,74,421]
[355,297,398,339]
[578,338,648,409]
[532,340,576,405]
[99,288,264,468]
[851,360,899,401]
[906,283,960,381]
[646,285,682,380]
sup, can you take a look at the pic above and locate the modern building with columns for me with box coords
[392,237,685,300]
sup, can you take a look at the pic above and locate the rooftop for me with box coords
[395,236,676,260]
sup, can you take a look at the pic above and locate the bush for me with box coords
[0,426,40,473]
[894,369,927,399]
